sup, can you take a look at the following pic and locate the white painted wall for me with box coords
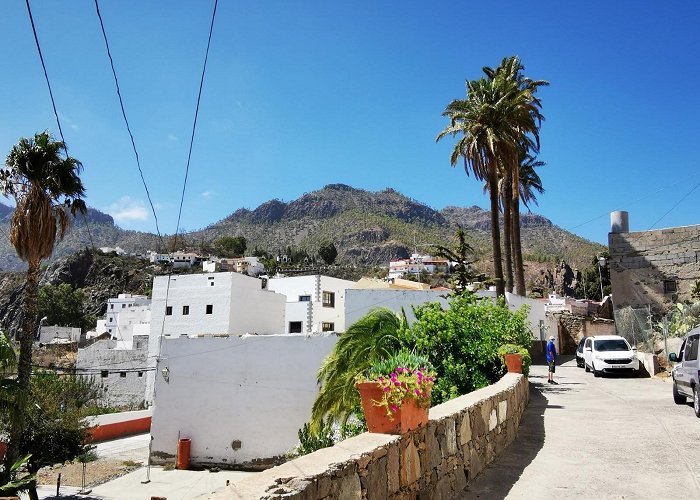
[150,334,338,467]
[344,289,450,327]
[145,272,286,404]
[506,292,559,351]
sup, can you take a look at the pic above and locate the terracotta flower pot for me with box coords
[504,353,523,374]
[356,381,430,434]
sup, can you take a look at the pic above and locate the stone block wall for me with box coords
[206,373,528,500]
[608,224,700,313]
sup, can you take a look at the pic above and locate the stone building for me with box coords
[608,211,700,314]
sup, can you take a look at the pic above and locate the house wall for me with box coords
[211,373,528,499]
[149,334,339,468]
[344,289,449,328]
[76,338,148,408]
[608,223,700,314]
[268,275,353,332]
[145,272,286,405]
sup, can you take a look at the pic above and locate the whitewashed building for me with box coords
[105,294,151,349]
[145,272,286,404]
[266,275,354,333]
[150,334,338,469]
[202,257,265,277]
[388,253,449,279]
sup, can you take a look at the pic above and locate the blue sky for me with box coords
[1,1,699,245]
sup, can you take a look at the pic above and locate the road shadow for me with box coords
[460,381,548,499]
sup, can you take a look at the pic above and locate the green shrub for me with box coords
[497,344,532,376]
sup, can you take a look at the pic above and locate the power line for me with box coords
[173,0,219,248]
[93,0,165,247]
[648,179,700,230]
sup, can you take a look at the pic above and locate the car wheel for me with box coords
[593,362,601,377]
[673,380,686,404]
[585,362,590,373]
[694,387,700,418]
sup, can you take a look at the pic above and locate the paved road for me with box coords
[462,356,700,499]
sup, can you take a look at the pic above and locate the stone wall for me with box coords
[608,224,700,314]
[206,373,528,500]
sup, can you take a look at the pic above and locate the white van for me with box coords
[669,327,700,418]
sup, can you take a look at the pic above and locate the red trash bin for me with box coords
[176,438,191,470]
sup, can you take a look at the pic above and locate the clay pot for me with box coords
[355,381,430,434]
[504,353,523,374]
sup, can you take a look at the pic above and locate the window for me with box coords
[687,335,700,361]
[322,322,335,332]
[165,306,173,316]
[664,280,677,293]
[206,304,213,314]
[211,282,214,286]
[138,371,144,378]
[299,295,311,302]
[110,304,114,310]
[109,317,113,323]
[183,305,190,315]
[289,321,303,333]
[122,304,126,308]
[101,370,108,378]
[119,372,127,378]
[322,291,335,308]
[108,328,112,334]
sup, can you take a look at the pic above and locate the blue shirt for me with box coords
[546,340,557,362]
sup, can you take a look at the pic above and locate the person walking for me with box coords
[546,335,558,384]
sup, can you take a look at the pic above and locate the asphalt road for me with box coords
[462,356,700,499]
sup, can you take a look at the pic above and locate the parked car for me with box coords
[576,337,588,368]
[583,335,639,377]
[669,328,700,418]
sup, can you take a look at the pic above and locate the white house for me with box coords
[104,294,151,349]
[150,334,338,469]
[202,257,265,277]
[145,272,286,404]
[388,253,449,279]
[266,275,354,333]
[171,252,199,269]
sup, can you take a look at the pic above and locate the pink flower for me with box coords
[391,404,399,412]
[394,381,401,387]
[383,386,390,392]
[415,389,421,396]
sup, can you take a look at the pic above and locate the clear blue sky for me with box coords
[2,1,699,245]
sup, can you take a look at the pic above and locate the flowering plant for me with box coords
[361,351,436,419]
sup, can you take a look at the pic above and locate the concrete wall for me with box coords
[208,373,528,499]
[84,409,152,442]
[76,338,149,408]
[150,334,339,469]
[38,326,81,344]
[345,289,450,327]
[609,223,700,314]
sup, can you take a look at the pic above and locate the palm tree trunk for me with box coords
[512,165,526,296]
[5,260,39,469]
[488,168,505,298]
[503,175,514,294]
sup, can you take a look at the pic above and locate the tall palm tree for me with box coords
[483,57,547,296]
[310,308,404,431]
[437,78,513,296]
[0,132,86,468]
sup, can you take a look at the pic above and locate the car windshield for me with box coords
[594,339,630,352]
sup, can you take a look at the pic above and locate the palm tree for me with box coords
[0,132,86,468]
[438,74,533,297]
[483,57,548,296]
[310,308,404,431]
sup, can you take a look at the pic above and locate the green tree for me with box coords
[433,225,476,293]
[0,132,86,470]
[318,242,338,265]
[214,236,246,258]
[482,57,547,296]
[38,284,95,333]
[310,308,404,431]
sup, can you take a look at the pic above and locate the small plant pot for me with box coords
[504,353,523,374]
[356,381,430,434]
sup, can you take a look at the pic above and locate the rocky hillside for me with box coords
[0,185,604,274]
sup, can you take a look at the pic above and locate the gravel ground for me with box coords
[37,457,143,489]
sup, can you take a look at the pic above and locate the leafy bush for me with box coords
[497,344,532,376]
[289,420,335,458]
[402,294,531,405]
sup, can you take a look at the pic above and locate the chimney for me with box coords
[610,211,629,233]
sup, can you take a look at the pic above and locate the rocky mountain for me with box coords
[0,185,605,274]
